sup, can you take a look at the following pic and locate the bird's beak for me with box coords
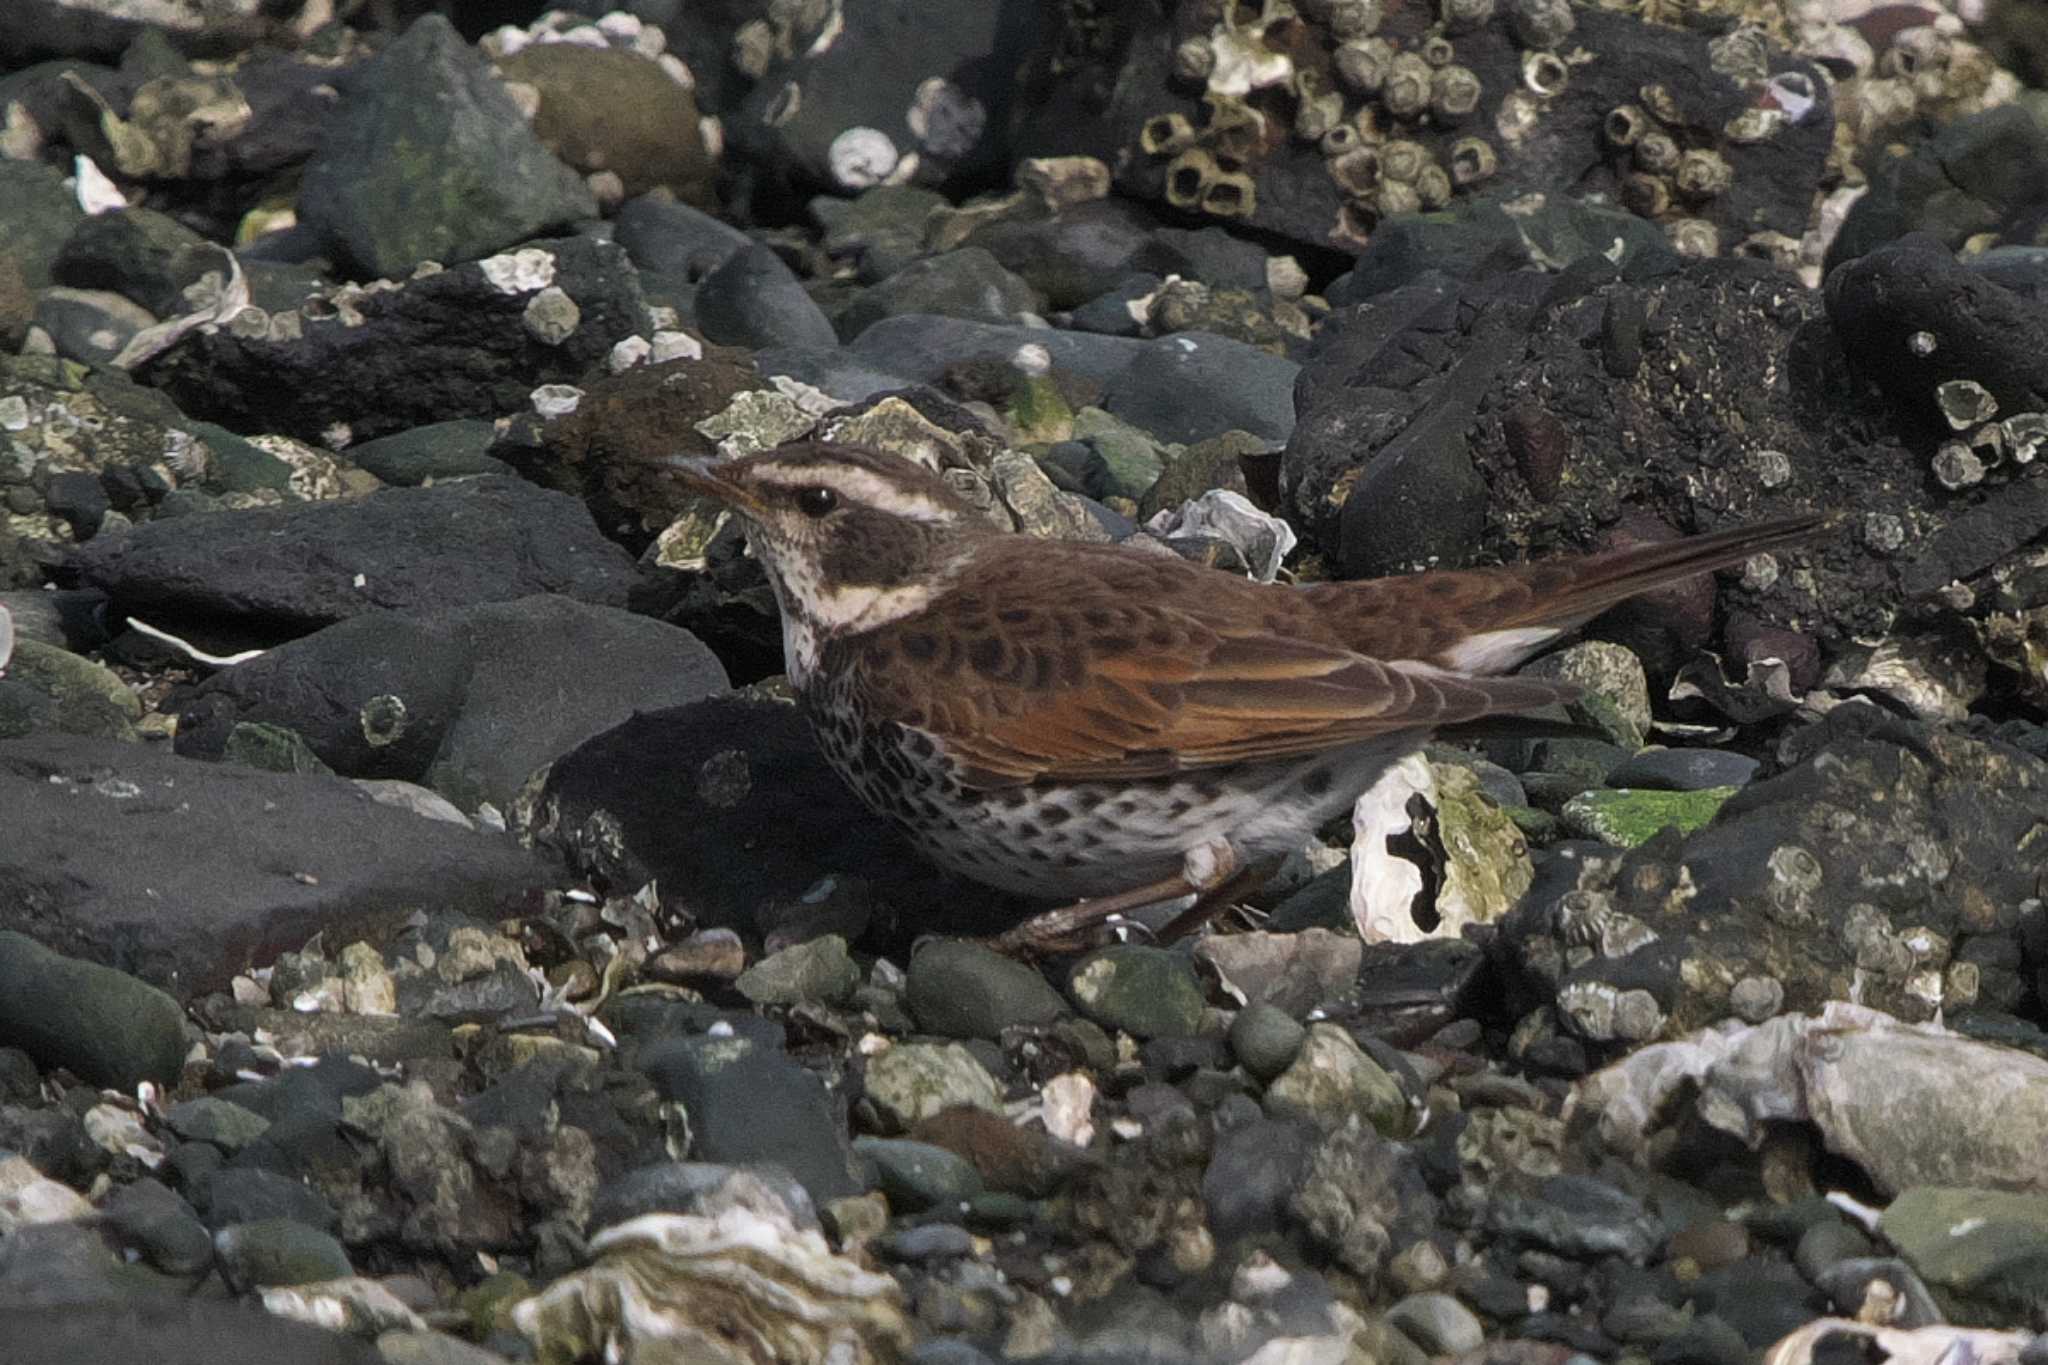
[662,454,763,516]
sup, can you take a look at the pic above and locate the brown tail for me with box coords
[1305,512,1828,674]
[1495,512,1827,632]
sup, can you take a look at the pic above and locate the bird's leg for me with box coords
[1156,856,1273,944]
[987,839,1250,958]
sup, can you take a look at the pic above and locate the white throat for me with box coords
[766,562,948,689]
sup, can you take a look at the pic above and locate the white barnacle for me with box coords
[828,126,899,189]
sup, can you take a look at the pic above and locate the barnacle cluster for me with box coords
[1137,0,1580,246]
[1598,81,1738,255]
[1930,377,2043,491]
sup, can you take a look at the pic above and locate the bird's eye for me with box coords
[796,486,838,518]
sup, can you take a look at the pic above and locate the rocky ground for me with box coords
[2,0,2048,1362]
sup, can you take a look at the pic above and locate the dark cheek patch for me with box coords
[822,512,921,587]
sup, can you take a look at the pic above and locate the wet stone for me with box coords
[1386,1291,1487,1355]
[735,934,860,1008]
[862,1042,1004,1131]
[904,940,1068,1040]
[855,1137,984,1213]
[1228,1002,1307,1083]
[212,1218,354,1289]
[1067,945,1206,1041]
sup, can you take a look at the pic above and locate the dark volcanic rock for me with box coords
[297,14,596,278]
[136,236,648,444]
[1495,706,2048,1042]
[0,732,549,998]
[65,476,641,641]
[176,597,728,809]
[1826,231,2048,441]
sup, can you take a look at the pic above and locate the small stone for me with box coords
[0,931,187,1089]
[862,1042,1004,1131]
[1067,945,1206,1040]
[1263,1023,1409,1135]
[213,1218,355,1288]
[1668,1219,1750,1272]
[882,1221,976,1262]
[648,928,747,984]
[854,1137,984,1212]
[1229,1002,1307,1082]
[100,1178,213,1275]
[1522,641,1652,750]
[735,934,860,1007]
[1560,787,1739,847]
[1728,975,1784,1023]
[905,941,1067,1039]
[163,1096,272,1151]
[1387,1292,1487,1355]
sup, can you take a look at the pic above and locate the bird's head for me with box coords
[666,440,984,642]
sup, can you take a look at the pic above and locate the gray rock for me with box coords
[882,1221,976,1262]
[176,596,726,810]
[904,940,1067,1039]
[99,1179,213,1277]
[1479,1174,1661,1260]
[1262,1022,1408,1136]
[855,1137,984,1212]
[1607,747,1761,792]
[343,420,507,486]
[862,1041,1004,1131]
[0,931,187,1088]
[298,14,595,278]
[750,346,926,406]
[615,194,752,279]
[1202,1115,1316,1240]
[850,314,1149,387]
[814,186,950,282]
[0,159,83,291]
[212,1218,353,1288]
[1067,945,1206,1040]
[637,1034,862,1203]
[221,723,332,776]
[163,1097,271,1151]
[1228,1002,1307,1083]
[195,1167,340,1234]
[53,207,221,317]
[0,732,548,998]
[1387,1292,1487,1355]
[694,244,837,352]
[34,287,155,367]
[735,934,861,1007]
[836,248,1043,340]
[0,638,141,742]
[1880,1187,2048,1318]
[1100,331,1298,446]
[69,476,642,637]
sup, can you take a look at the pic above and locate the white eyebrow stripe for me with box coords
[753,464,956,524]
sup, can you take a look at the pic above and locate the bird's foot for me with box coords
[985,841,1253,959]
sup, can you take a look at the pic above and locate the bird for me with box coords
[667,440,1822,953]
